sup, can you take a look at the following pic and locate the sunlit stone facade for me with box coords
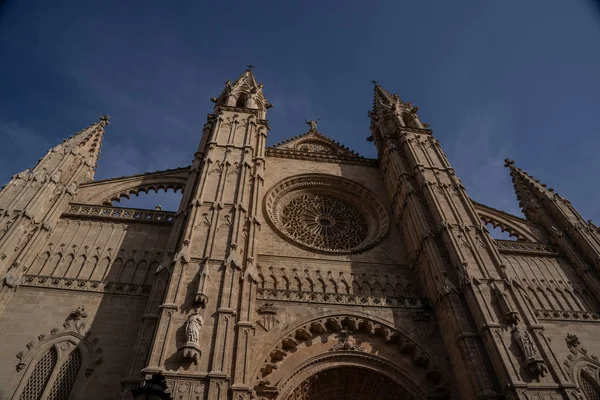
[1,69,600,400]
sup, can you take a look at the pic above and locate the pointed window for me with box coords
[236,94,248,108]
[16,342,85,400]
[19,347,57,400]
[47,348,82,400]
[402,113,419,129]
[581,373,600,400]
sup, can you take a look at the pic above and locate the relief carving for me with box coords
[512,327,548,378]
[179,309,203,365]
[256,303,279,332]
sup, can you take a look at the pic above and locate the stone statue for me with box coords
[512,327,547,377]
[305,119,319,132]
[185,310,203,344]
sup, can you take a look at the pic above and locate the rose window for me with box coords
[265,175,389,254]
[280,193,368,251]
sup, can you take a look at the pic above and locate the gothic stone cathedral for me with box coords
[1,69,600,400]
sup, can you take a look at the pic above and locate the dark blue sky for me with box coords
[1,1,599,220]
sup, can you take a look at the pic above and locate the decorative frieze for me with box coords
[495,240,559,255]
[64,203,175,224]
[265,148,377,166]
[534,308,600,322]
[256,288,422,309]
[21,275,152,296]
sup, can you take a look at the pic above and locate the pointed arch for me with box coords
[103,257,123,281]
[581,371,600,400]
[361,281,372,296]
[384,283,395,297]
[402,112,420,129]
[47,348,82,400]
[78,256,98,280]
[65,255,86,279]
[316,278,327,293]
[27,252,50,276]
[395,283,406,297]
[40,253,61,276]
[18,347,57,400]
[132,261,148,285]
[12,332,101,400]
[352,281,361,295]
[119,259,136,283]
[145,261,159,285]
[91,257,110,281]
[292,276,302,292]
[405,284,417,298]
[372,282,384,297]
[281,275,290,290]
[53,254,73,277]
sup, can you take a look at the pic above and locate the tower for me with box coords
[136,67,272,400]
[1,71,600,400]
[0,116,108,311]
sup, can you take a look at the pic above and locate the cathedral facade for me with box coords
[1,68,600,400]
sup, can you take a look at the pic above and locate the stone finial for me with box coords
[99,114,110,125]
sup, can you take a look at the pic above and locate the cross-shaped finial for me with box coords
[99,114,110,125]
[371,80,378,86]
[246,65,254,70]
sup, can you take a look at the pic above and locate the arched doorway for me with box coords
[284,366,414,400]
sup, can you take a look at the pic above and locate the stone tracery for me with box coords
[280,192,368,252]
[265,175,389,254]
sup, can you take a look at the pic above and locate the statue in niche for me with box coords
[512,327,547,377]
[185,310,203,344]
[179,309,203,365]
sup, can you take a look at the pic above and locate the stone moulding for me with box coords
[21,275,152,296]
[495,240,559,255]
[64,203,175,224]
[534,308,600,323]
[266,148,378,166]
[256,288,422,309]
[255,314,448,400]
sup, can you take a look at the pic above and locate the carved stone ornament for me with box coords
[512,327,548,377]
[495,286,520,326]
[330,336,365,352]
[178,310,203,365]
[15,308,102,374]
[2,261,23,288]
[64,305,89,334]
[257,303,279,332]
[194,262,210,307]
[264,175,389,254]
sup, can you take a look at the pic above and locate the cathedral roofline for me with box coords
[80,165,190,186]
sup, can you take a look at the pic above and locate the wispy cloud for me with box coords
[447,108,521,217]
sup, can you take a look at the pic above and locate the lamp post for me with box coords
[131,373,172,400]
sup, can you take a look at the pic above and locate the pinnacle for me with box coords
[504,158,558,207]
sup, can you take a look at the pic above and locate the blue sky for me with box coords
[1,1,600,222]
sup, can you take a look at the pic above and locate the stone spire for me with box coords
[210,67,272,118]
[504,158,557,216]
[53,115,110,178]
[0,115,110,309]
[369,82,426,136]
[505,158,600,275]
